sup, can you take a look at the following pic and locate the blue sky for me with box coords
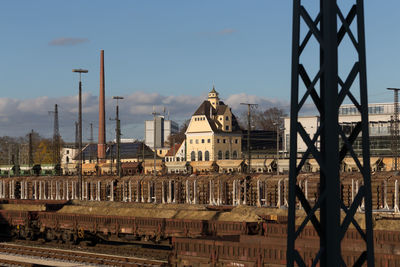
[0,1,400,141]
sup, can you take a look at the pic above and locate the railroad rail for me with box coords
[0,243,169,266]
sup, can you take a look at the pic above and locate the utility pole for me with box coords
[288,1,374,266]
[72,68,88,200]
[49,104,61,175]
[273,122,280,175]
[387,88,400,171]
[112,96,124,178]
[28,130,34,169]
[89,123,93,163]
[152,109,160,176]
[8,143,11,178]
[240,103,258,174]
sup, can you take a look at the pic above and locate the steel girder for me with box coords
[287,1,374,266]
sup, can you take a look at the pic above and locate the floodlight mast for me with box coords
[72,68,88,200]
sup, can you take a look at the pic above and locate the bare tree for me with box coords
[238,107,287,131]
[166,119,190,146]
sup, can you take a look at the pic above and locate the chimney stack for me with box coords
[98,50,106,161]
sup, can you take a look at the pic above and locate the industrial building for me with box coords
[283,102,394,156]
[144,116,178,150]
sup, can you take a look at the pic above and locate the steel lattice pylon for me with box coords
[287,0,374,266]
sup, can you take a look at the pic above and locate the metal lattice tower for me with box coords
[240,103,258,174]
[287,1,374,266]
[49,104,61,174]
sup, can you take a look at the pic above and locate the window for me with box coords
[207,139,210,143]
[232,151,238,159]
[166,158,169,162]
[196,139,199,144]
[223,139,226,143]
[225,151,230,159]
[217,139,220,143]
[190,139,193,144]
[177,157,180,161]
[201,139,205,143]
[191,151,195,161]
[66,150,69,154]
[218,150,223,160]
[205,151,210,161]
[225,126,229,131]
[66,156,69,163]
[235,139,238,144]
[198,151,203,161]
[226,116,229,121]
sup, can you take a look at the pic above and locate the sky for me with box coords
[1,1,400,142]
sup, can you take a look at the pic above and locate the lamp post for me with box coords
[72,68,88,200]
[112,96,124,178]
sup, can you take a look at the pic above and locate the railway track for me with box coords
[0,242,169,266]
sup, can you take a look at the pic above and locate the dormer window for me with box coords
[225,126,229,131]
[226,116,229,121]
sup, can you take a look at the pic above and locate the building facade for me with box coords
[185,87,242,162]
[145,117,178,150]
[283,103,393,156]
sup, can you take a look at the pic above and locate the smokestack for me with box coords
[98,50,106,161]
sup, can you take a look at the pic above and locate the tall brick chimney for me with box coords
[98,50,106,161]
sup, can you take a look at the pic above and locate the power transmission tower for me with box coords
[112,96,124,178]
[240,103,258,174]
[49,104,61,175]
[288,1,374,266]
[387,88,400,171]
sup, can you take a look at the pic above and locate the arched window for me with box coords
[191,151,195,161]
[205,151,210,161]
[218,150,223,160]
[225,151,230,159]
[198,151,203,161]
[232,151,238,159]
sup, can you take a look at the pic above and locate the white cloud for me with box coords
[0,92,295,141]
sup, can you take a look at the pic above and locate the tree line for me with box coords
[0,131,62,166]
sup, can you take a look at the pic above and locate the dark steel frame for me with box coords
[287,1,374,266]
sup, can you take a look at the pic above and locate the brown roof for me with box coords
[192,100,242,133]
[165,143,182,156]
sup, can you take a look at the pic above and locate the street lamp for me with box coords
[72,68,88,200]
[112,96,124,178]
